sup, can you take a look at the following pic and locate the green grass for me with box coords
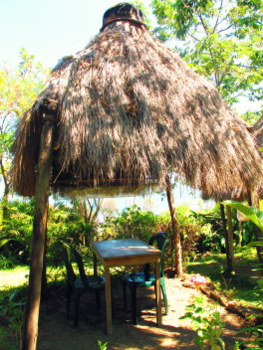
[0,264,67,350]
[0,266,29,291]
[186,246,262,307]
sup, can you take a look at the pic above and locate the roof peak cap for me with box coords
[101,2,145,30]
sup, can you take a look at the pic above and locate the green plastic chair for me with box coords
[123,232,168,324]
[62,242,105,326]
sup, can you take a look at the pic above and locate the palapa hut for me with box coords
[12,3,262,349]
[13,4,262,201]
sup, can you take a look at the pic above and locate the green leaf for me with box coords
[0,238,12,247]
[222,201,263,231]
[151,0,263,105]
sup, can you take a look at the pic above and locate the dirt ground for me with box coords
[37,276,249,350]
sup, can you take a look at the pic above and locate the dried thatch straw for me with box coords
[251,115,263,148]
[12,3,262,200]
[249,115,263,199]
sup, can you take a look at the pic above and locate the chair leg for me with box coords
[73,288,82,327]
[123,281,127,312]
[160,279,168,315]
[66,287,72,319]
[95,289,101,309]
[131,285,138,325]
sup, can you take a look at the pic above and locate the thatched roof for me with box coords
[249,115,263,199]
[12,3,263,201]
[251,115,263,148]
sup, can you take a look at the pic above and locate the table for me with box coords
[91,238,162,334]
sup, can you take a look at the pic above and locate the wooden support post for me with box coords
[22,120,54,350]
[226,206,234,273]
[165,176,183,278]
[220,204,230,270]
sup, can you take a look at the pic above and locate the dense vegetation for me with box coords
[1,200,256,269]
[1,201,262,349]
[1,1,262,349]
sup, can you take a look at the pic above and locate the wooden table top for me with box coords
[92,238,161,267]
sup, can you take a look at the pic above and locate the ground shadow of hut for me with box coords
[12,3,262,350]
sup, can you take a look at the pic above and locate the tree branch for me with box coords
[0,157,9,193]
[197,11,220,85]
[213,0,224,33]
[218,23,234,34]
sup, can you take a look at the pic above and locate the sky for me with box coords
[0,0,254,213]
[0,0,152,69]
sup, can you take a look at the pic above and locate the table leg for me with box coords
[104,266,112,334]
[155,261,162,326]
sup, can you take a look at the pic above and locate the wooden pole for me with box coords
[220,204,230,271]
[165,176,183,278]
[226,206,234,273]
[22,120,54,350]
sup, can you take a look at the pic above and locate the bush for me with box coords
[0,200,34,266]
[103,205,161,241]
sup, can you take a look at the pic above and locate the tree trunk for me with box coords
[41,230,49,298]
[22,120,54,350]
[226,206,234,273]
[165,176,183,278]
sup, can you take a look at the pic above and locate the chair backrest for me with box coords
[62,242,76,287]
[62,242,90,289]
[71,246,90,290]
[144,232,167,279]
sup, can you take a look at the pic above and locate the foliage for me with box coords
[0,49,49,118]
[223,200,263,265]
[0,288,26,350]
[102,205,176,267]
[0,200,34,267]
[222,201,263,349]
[180,295,225,349]
[175,206,214,260]
[191,203,256,253]
[151,0,263,109]
[0,49,49,201]
[97,340,108,350]
[102,204,218,266]
[103,205,161,241]
[45,200,104,265]
[235,323,263,350]
[223,200,263,231]
[130,0,153,29]
[0,199,100,267]
[187,247,260,306]
[1,198,260,274]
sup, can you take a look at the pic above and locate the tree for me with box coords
[151,0,263,110]
[71,198,103,245]
[0,49,49,204]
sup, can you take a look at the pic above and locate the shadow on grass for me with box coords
[186,256,261,305]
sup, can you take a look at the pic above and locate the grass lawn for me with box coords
[187,246,262,307]
[0,266,29,290]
